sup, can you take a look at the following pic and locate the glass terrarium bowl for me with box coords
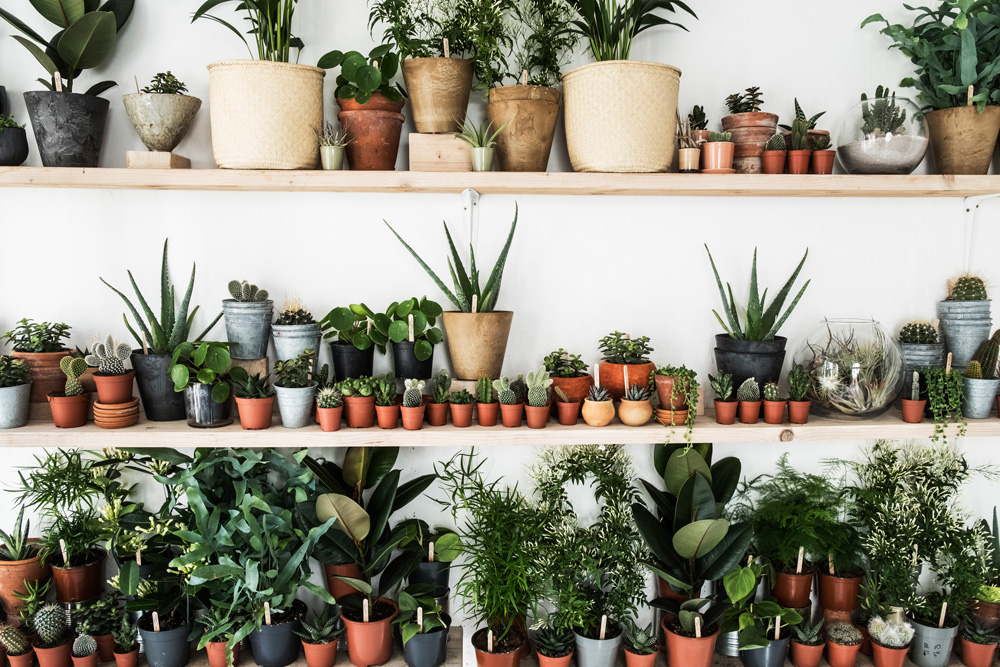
[792,318,902,421]
[836,94,928,174]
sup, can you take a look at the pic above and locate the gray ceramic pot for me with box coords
[716,630,740,657]
[222,299,274,360]
[908,619,958,667]
[900,343,945,396]
[183,383,234,428]
[0,127,29,166]
[139,623,190,667]
[740,637,789,667]
[574,630,622,667]
[123,93,202,152]
[24,91,109,167]
[272,324,322,364]
[962,377,1000,418]
[940,319,992,368]
[274,383,317,428]
[320,145,344,170]
[402,614,450,667]
[0,383,31,429]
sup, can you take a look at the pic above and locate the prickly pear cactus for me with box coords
[949,275,988,301]
[59,356,88,397]
[493,377,517,406]
[73,634,97,658]
[476,376,493,404]
[403,379,425,408]
[228,280,269,302]
[0,624,30,655]
[525,365,553,407]
[85,335,132,375]
[763,382,780,401]
[737,377,760,402]
[34,603,66,647]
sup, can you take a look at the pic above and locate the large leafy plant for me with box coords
[193,0,301,62]
[721,559,802,649]
[506,0,580,88]
[318,44,404,104]
[567,0,696,61]
[0,0,132,95]
[325,299,444,362]
[167,341,233,403]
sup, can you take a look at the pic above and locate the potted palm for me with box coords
[222,280,272,361]
[274,350,318,429]
[296,609,342,667]
[123,72,202,156]
[167,341,234,429]
[0,356,32,429]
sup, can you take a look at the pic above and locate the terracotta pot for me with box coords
[500,402,524,427]
[92,372,134,405]
[772,571,813,608]
[10,650,36,667]
[337,92,404,171]
[657,576,690,600]
[536,652,572,667]
[714,399,737,425]
[473,628,524,667]
[678,147,701,172]
[487,85,560,172]
[343,395,376,428]
[441,312,513,380]
[51,550,105,603]
[961,637,997,667]
[925,106,1000,175]
[653,375,689,409]
[792,641,824,667]
[399,405,425,430]
[450,402,474,427]
[788,400,811,424]
[426,402,448,426]
[477,402,498,426]
[762,150,787,174]
[781,129,831,152]
[871,641,908,667]
[555,401,581,425]
[812,150,836,175]
[763,400,786,424]
[701,142,734,170]
[206,642,239,667]
[236,396,275,430]
[787,150,811,174]
[738,400,761,424]
[0,539,49,623]
[316,406,343,432]
[550,375,593,409]
[827,640,861,667]
[599,361,655,401]
[34,642,71,667]
[819,573,862,611]
[375,404,400,429]
[94,635,114,662]
[901,398,926,424]
[322,563,363,600]
[972,599,1000,630]
[112,649,138,667]
[721,112,779,173]
[693,130,711,168]
[47,392,89,428]
[302,639,338,667]
[525,404,550,429]
[619,399,652,426]
[657,409,688,426]
[12,350,70,403]
[71,654,97,667]
[342,598,398,667]
[582,399,615,427]
[860,627,873,656]
[663,620,718,667]
[624,650,656,667]
[402,58,472,134]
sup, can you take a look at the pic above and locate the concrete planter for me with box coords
[940,319,992,368]
[24,91,109,167]
[275,383,317,428]
[0,383,31,429]
[962,377,1000,418]
[122,93,202,152]
[222,299,273,360]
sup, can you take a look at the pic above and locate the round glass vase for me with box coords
[835,94,928,174]
[792,318,902,420]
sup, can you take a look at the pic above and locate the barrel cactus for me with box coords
[59,357,88,397]
[765,133,786,152]
[737,377,760,402]
[403,379,425,408]
[34,603,66,647]
[827,623,862,646]
[72,634,98,658]
[493,377,517,405]
[85,335,131,375]
[763,381,780,401]
[0,624,30,656]
[525,365,553,407]
[275,300,316,325]
[948,274,988,301]
[228,280,269,302]
[317,386,343,409]
[898,320,938,344]
[476,376,493,404]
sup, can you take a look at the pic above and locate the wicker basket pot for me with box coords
[207,60,325,169]
[563,60,681,172]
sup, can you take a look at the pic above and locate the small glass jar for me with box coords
[835,94,928,174]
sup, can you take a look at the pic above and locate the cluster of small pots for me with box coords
[714,396,812,425]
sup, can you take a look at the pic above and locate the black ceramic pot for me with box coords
[132,352,186,421]
[248,616,302,667]
[23,90,109,167]
[0,124,28,166]
[403,614,450,667]
[392,341,434,380]
[740,637,789,667]
[183,383,234,428]
[330,342,375,382]
[713,334,787,394]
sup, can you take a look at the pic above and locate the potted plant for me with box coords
[690,105,711,144]
[651,364,698,434]
[493,377,524,427]
[321,305,380,382]
[826,624,863,667]
[296,608,342,667]
[709,372,737,425]
[76,592,123,661]
[865,2,1000,174]
[622,623,657,667]
[82,335,134,408]
[921,365,965,440]
[702,131,735,171]
[909,600,962,667]
[70,634,98,667]
[778,98,828,149]
[581,385,614,427]
[0,625,35,667]
[552,388,580,425]
[721,87,777,173]
[791,621,824,667]
[0,356,32,429]
[194,0,324,169]
[230,368,275,430]
[387,212,518,380]
[868,617,914,667]
[453,119,506,171]
[372,297,444,380]
[111,617,138,667]
[535,627,575,667]
[762,382,785,424]
[706,245,810,392]
[737,378,761,424]
[48,357,90,429]
[425,369,450,426]
[0,507,49,623]
[618,385,651,426]
[786,364,812,424]
[562,0,693,172]
[316,386,344,432]
[676,113,701,172]
[397,521,462,599]
[102,239,222,422]
[0,110,28,167]
[334,376,374,428]
[719,560,802,667]
[898,321,944,396]
[123,72,202,155]
[1,3,132,167]
[372,371,400,429]
[316,123,348,170]
[836,86,928,174]
[394,585,450,667]
[761,133,787,174]
[273,350,318,429]
[544,349,592,412]
[787,117,811,174]
[938,275,992,368]
[167,341,234,429]
[963,333,1000,417]
[3,319,71,404]
[476,376,498,426]
[596,331,654,399]
[401,380,427,430]
[448,390,475,428]
[658,598,726,667]
[901,370,926,423]
[524,366,552,429]
[221,280,272,361]
[811,135,835,174]
[319,45,404,171]
[271,301,321,365]
[31,603,71,667]
[960,620,998,667]
[196,604,241,667]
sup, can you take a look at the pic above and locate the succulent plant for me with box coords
[73,634,98,658]
[34,603,66,647]
[788,364,810,402]
[587,384,611,402]
[0,356,30,389]
[812,135,832,150]
[764,133,786,152]
[899,320,938,344]
[295,608,343,644]
[449,389,475,405]
[971,332,1000,379]
[59,356,88,397]
[861,86,907,138]
[948,274,988,301]
[790,117,810,150]
[228,280,269,302]
[624,623,657,655]
[0,624,30,656]
[778,98,826,132]
[624,384,650,402]
[868,617,914,648]
[793,619,824,646]
[525,365,553,407]
[510,374,528,403]
[317,386,343,409]
[431,369,451,404]
[709,372,734,401]
[763,381,780,401]
[476,376,494,404]
[85,335,131,375]
[689,105,708,131]
[275,300,316,325]
[827,623,862,646]
[543,348,588,378]
[726,86,764,114]
[493,377,517,406]
[373,371,397,407]
[535,627,574,658]
[403,379,425,408]
[708,131,733,142]
[737,377,760,402]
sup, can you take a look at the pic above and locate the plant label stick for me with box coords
[775,616,781,640]
[472,295,478,314]
[912,544,918,566]
[136,551,142,567]
[60,539,69,567]
[367,320,372,336]
[142,331,148,355]
[748,554,754,565]
[417,607,423,633]
[600,615,607,641]
[54,72,63,92]
[152,611,160,632]
[796,546,804,573]
[623,365,629,392]
[443,38,450,59]
[363,598,369,623]
[938,602,947,628]
[264,602,271,625]
[428,541,435,563]
[828,552,834,576]
[694,616,702,638]
[408,315,415,343]
[522,70,527,86]
[968,85,974,107]
[488,630,493,653]
[946,352,953,376]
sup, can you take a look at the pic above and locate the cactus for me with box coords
[403,379,425,408]
[812,135,832,150]
[910,370,921,401]
[861,86,907,138]
[709,372,734,402]
[0,625,30,656]
[317,386,342,409]
[788,364,810,402]
[971,333,1000,379]
[763,382,780,401]
[59,356,88,397]
[431,369,451,404]
[708,131,732,142]
[275,300,316,325]
[228,280,269,302]
[790,117,810,150]
[764,133,786,152]
[625,384,650,401]
[493,377,518,406]
[948,274,988,301]
[85,335,131,375]
[966,360,984,380]
[737,377,760,402]
[587,384,611,402]
[476,376,493,404]
[525,365,553,407]
[510,375,528,403]
[827,623,862,646]
[34,603,66,647]
[73,634,98,658]
[899,320,938,344]
[868,616,915,649]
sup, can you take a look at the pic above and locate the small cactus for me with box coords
[788,364,810,402]
[34,603,66,647]
[525,365,553,407]
[431,369,451,404]
[493,377,518,405]
[624,384,650,401]
[737,377,760,402]
[403,379,425,408]
[448,389,475,404]
[966,360,984,380]
[708,131,732,142]
[868,616,915,649]
[812,135,832,150]
[827,623,862,646]
[59,356,88,397]
[898,320,938,344]
[0,624,30,656]
[790,117,810,150]
[910,370,921,401]
[510,375,528,403]
[476,376,494,404]
[317,386,343,409]
[763,382,780,401]
[764,133,786,152]
[275,300,316,325]
[73,634,98,658]
[948,274,988,301]
[971,332,1000,379]
[228,280,269,302]
[85,334,132,375]
[587,384,611,402]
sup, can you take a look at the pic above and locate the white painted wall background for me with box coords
[2,0,1000,662]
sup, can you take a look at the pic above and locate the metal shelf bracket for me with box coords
[963,193,1000,271]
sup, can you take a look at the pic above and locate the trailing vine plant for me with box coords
[650,365,699,443]
[922,366,965,441]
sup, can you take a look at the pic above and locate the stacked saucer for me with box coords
[93,397,140,429]
[654,408,689,426]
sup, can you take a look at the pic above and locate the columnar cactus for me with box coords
[788,365,810,402]
[317,386,343,409]
[948,275,988,301]
[34,603,66,647]
[898,320,938,344]
[59,357,88,397]
[476,376,493,404]
[0,624,30,655]
[72,634,98,658]
[966,360,984,379]
[85,335,132,375]
[763,382,780,401]
[403,379,425,408]
[971,334,1000,379]
[525,366,553,407]
[737,377,760,402]
[493,377,517,405]
[765,133,786,152]
[228,280,269,302]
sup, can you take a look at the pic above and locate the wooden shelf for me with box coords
[2,168,1000,197]
[0,409,983,448]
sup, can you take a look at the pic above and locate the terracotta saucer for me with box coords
[701,168,736,174]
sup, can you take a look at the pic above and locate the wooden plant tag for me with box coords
[136,551,142,567]
[417,607,423,633]
[487,629,493,653]
[694,616,702,638]
[748,554,754,565]
[443,38,450,59]
[828,552,835,576]
[142,331,149,355]
[367,320,372,336]
[363,598,369,623]
[775,616,781,640]
[408,315,415,342]
[264,602,271,625]
[938,602,948,628]
[472,295,478,314]
[968,85,975,107]
[428,541,435,563]
[796,546,804,573]
[60,539,69,567]
[522,70,528,86]
[946,352,953,376]
[623,365,630,392]
[599,615,607,641]
[152,611,160,632]
[54,72,63,92]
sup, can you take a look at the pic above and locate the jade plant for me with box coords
[3,319,71,353]
[599,332,653,364]
[544,349,588,377]
[0,356,30,388]
[726,87,764,114]
[141,72,188,95]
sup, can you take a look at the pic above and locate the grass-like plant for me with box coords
[193,0,300,62]
[568,0,697,61]
[453,119,507,149]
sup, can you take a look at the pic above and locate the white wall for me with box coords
[2,1,1000,662]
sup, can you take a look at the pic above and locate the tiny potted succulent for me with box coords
[111,616,139,667]
[296,608,343,667]
[316,385,344,432]
[690,105,711,145]
[524,366,552,429]
[48,357,91,429]
[449,390,475,428]
[581,384,615,427]
[453,119,506,172]
[123,72,202,155]
[374,371,400,429]
[710,372,737,424]
[535,627,574,667]
[85,336,134,405]
[543,348,592,410]
[762,381,786,424]
[959,620,997,667]
[826,624,863,667]
[231,368,276,430]
[811,135,835,174]
[901,370,926,423]
[598,331,655,400]
[394,585,450,667]
[737,377,761,424]
[401,379,427,430]
[76,592,122,661]
[168,341,234,429]
[676,112,701,172]
[222,279,272,360]
[493,376,524,428]
[553,387,580,426]
[868,617,914,667]
[791,620,824,667]
[778,98,828,150]
[71,634,98,667]
[623,623,657,667]
[787,117,811,174]
[317,122,349,170]
[3,318,71,403]
[32,603,71,667]
[273,301,322,365]
[0,355,32,429]
[0,625,34,667]
[427,369,451,426]
[339,376,377,428]
[652,365,698,424]
[761,132,787,174]
[787,364,812,424]
[475,376,498,426]
[702,131,735,171]
[274,350,318,429]
[619,384,652,426]
[322,306,378,381]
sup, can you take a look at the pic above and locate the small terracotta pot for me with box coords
[48,393,90,428]
[787,150,811,174]
[343,395,376,428]
[762,150,787,174]
[322,563,363,599]
[619,399,652,426]
[51,550,105,603]
[337,92,405,171]
[826,640,861,667]
[375,404,400,429]
[860,627,872,656]
[92,371,134,405]
[714,399,737,425]
[236,396,275,430]
[536,652,572,667]
[657,409,688,426]
[476,402,498,426]
[772,571,814,607]
[901,398,926,424]
[0,539,49,624]
[582,399,615,427]
[738,400,761,424]
[555,401,580,425]
[662,620,718,667]
[677,147,701,172]
[206,642,239,667]
[763,399,786,424]
[623,650,656,667]
[549,375,593,412]
[71,654,97,667]
[961,637,997,667]
[34,642,71,667]
[599,361,656,400]
[341,598,398,667]
[473,628,524,667]
[525,404,550,429]
[702,142,735,170]
[500,402,524,428]
[426,402,448,426]
[792,641,824,667]
[94,635,114,662]
[302,639,338,667]
[401,405,426,430]
[9,650,36,667]
[812,150,836,175]
[316,406,343,432]
[112,649,138,667]
[450,402,474,427]
[653,375,689,410]
[788,400,811,424]
[819,573,862,611]
[871,641,908,667]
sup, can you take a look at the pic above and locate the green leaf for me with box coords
[317,49,344,69]
[664,448,711,496]
[11,36,59,76]
[414,340,433,362]
[388,319,409,343]
[170,364,189,391]
[211,382,230,403]
[432,532,462,561]
[673,474,717,535]
[205,344,230,372]
[356,64,381,93]
[341,51,367,79]
[196,368,216,384]
[316,493,370,543]
[673,519,729,559]
[117,559,141,595]
[30,0,85,27]
[723,565,757,603]
[56,11,117,71]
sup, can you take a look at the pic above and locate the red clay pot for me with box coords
[653,375,689,409]
[316,406,343,432]
[525,404,550,429]
[792,641,824,667]
[763,399,786,424]
[473,628,525,667]
[549,375,593,408]
[871,641,908,667]
[599,361,655,401]
[657,577,690,600]
[714,399,737,425]
[662,620,718,667]
[236,396,275,430]
[343,395,376,428]
[812,150,836,175]
[819,573,862,611]
[500,402,524,427]
[762,150,787,174]
[555,401,580,425]
[94,635,114,662]
[702,142,735,170]
[71,654,97,667]
[860,627,872,656]
[624,650,656,667]
[772,571,814,608]
[450,403,474,428]
[787,150,811,174]
[337,93,405,171]
[302,639,338,667]
[901,398,926,424]
[788,400,811,424]
[9,650,36,667]
[536,652,572,667]
[0,539,49,624]
[477,402,498,426]
[112,649,137,667]
[92,371,134,405]
[34,641,71,667]
[426,402,448,426]
[13,350,70,403]
[401,405,425,430]
[322,563,363,600]
[51,550,106,603]
[961,637,997,667]
[375,404,400,429]
[48,393,90,428]
[206,641,240,667]
[738,400,761,424]
[826,640,861,667]
[342,598,398,667]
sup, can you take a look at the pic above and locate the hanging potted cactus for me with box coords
[85,336,134,406]
[222,280,273,361]
[523,366,552,429]
[48,357,91,428]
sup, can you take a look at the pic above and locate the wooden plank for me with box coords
[523,647,963,667]
[126,151,191,169]
[1,168,1000,197]
[409,134,472,172]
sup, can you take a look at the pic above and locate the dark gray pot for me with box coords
[139,623,190,667]
[908,619,958,667]
[716,630,740,656]
[403,614,450,667]
[900,343,945,397]
[714,334,787,393]
[573,631,621,667]
[132,352,186,421]
[393,341,435,380]
[0,127,28,166]
[740,637,789,667]
[183,383,234,428]
[962,377,1000,419]
[940,319,992,368]
[223,300,274,360]
[248,618,302,667]
[23,91,109,167]
[0,383,31,429]
[272,324,322,364]
[331,342,375,382]
[274,383,317,428]
[0,86,7,115]
[409,561,450,596]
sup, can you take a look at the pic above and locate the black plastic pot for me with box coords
[330,342,375,382]
[248,618,302,667]
[403,614,450,667]
[392,341,434,380]
[132,353,186,422]
[740,637,789,667]
[138,623,190,667]
[0,127,28,166]
[409,561,450,596]
[183,383,234,428]
[713,334,787,393]
[23,91,109,167]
